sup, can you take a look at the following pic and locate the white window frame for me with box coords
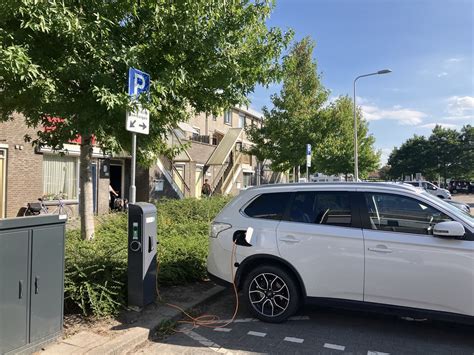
[224,110,232,125]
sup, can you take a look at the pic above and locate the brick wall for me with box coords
[0,114,43,217]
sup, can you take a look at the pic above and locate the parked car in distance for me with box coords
[207,182,473,323]
[404,180,451,199]
[445,199,471,214]
[448,180,474,194]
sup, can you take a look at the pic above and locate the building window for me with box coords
[243,172,253,188]
[212,114,217,121]
[238,114,245,128]
[224,110,232,125]
[43,155,79,200]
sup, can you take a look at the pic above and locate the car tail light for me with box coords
[210,222,232,238]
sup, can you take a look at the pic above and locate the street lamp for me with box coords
[353,69,392,181]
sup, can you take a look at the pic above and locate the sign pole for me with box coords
[130,132,137,204]
[306,144,311,182]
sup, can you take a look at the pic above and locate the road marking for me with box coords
[284,337,304,344]
[368,352,390,355]
[213,327,232,332]
[324,343,346,351]
[216,316,310,324]
[185,330,231,354]
[247,331,266,337]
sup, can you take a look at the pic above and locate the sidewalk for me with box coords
[38,282,225,355]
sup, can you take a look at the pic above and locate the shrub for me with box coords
[64,196,232,317]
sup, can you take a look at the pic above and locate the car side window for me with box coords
[243,192,290,220]
[285,191,352,227]
[364,193,452,235]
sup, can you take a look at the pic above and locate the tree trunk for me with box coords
[79,135,95,240]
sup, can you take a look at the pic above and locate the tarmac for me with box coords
[38,282,225,355]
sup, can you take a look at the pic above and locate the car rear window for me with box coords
[243,192,290,220]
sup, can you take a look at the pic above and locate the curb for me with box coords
[84,285,226,355]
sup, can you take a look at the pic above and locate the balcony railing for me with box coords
[190,134,210,144]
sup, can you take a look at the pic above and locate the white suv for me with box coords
[207,182,473,323]
[405,180,451,199]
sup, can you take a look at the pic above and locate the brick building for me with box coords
[138,106,287,201]
[0,106,285,218]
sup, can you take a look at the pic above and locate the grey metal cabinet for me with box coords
[0,215,65,355]
[0,230,30,353]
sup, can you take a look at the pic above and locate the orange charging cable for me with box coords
[156,241,240,332]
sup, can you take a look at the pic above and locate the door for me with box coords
[276,191,365,300]
[362,192,474,315]
[195,166,203,198]
[30,226,64,342]
[0,148,6,218]
[0,230,29,353]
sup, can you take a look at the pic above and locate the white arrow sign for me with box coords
[126,104,149,135]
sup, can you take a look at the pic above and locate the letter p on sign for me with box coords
[128,68,150,99]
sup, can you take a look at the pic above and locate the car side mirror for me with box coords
[433,221,465,238]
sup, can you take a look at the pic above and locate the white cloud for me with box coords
[445,57,464,63]
[437,72,448,78]
[445,95,474,120]
[417,123,460,130]
[361,104,426,125]
[380,147,393,165]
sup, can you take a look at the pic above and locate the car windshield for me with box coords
[420,191,474,225]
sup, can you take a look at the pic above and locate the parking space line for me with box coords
[213,327,232,332]
[324,343,346,351]
[185,330,232,354]
[247,331,266,337]
[368,351,390,355]
[284,337,304,344]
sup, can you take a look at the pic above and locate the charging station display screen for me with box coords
[132,222,139,240]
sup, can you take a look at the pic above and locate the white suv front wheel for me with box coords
[243,265,301,323]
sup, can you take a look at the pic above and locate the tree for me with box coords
[387,124,473,182]
[247,37,328,175]
[0,0,291,239]
[387,135,432,180]
[314,96,380,179]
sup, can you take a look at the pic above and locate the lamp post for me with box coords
[353,69,392,181]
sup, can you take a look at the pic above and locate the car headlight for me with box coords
[210,222,232,238]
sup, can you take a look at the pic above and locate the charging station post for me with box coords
[128,202,157,309]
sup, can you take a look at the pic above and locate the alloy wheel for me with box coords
[248,272,290,317]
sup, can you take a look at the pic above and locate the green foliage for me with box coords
[64,214,128,317]
[64,196,231,317]
[0,0,292,159]
[388,124,473,181]
[247,38,380,177]
[315,96,380,178]
[247,37,328,172]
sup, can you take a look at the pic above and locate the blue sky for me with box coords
[250,0,473,165]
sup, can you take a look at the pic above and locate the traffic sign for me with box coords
[128,68,150,99]
[126,105,149,135]
[306,144,311,167]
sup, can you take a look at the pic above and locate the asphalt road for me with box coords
[135,289,474,354]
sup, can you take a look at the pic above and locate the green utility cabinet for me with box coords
[0,215,66,354]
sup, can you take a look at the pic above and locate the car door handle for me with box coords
[368,245,393,253]
[279,235,300,244]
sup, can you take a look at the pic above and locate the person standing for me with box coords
[201,179,212,198]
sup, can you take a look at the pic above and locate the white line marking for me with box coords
[247,331,266,337]
[234,318,259,323]
[185,330,232,354]
[284,337,304,344]
[324,343,346,351]
[368,352,390,355]
[213,327,232,332]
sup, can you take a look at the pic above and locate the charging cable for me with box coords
[156,240,240,332]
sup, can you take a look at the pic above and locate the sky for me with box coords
[249,0,473,165]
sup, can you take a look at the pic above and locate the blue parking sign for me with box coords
[306,144,311,156]
[128,68,150,99]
